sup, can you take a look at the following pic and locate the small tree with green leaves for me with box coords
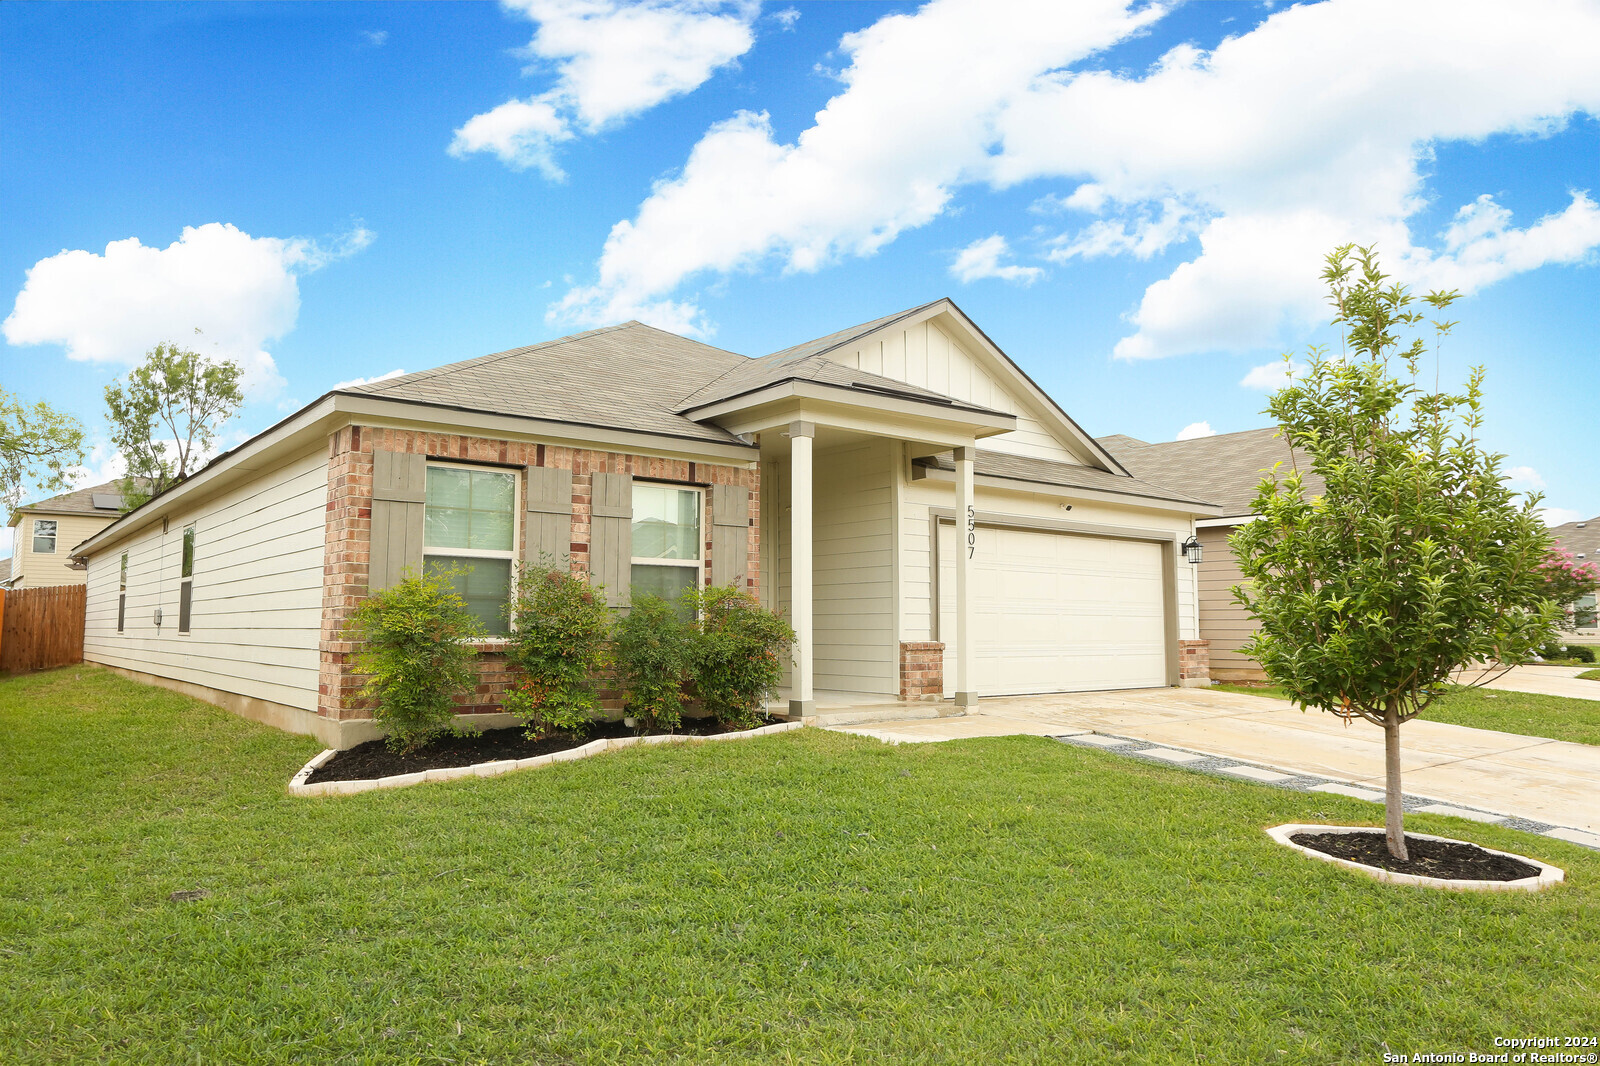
[501,565,613,737]
[1232,245,1561,860]
[613,593,693,732]
[348,566,485,753]
[1,388,85,517]
[104,341,243,510]
[685,585,794,731]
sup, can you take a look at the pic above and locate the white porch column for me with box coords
[954,445,978,709]
[789,421,816,717]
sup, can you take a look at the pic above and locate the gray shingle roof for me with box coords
[0,558,11,584]
[8,478,146,525]
[675,300,1002,415]
[1095,427,1323,519]
[916,450,1214,508]
[1551,516,1600,559]
[341,322,755,446]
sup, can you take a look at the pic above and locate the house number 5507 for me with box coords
[966,505,976,558]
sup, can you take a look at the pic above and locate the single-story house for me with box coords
[4,479,137,589]
[1096,428,1321,682]
[71,299,1221,748]
[1549,515,1599,634]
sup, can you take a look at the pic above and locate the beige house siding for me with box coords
[8,511,118,588]
[83,447,331,712]
[821,318,1079,464]
[1197,524,1262,680]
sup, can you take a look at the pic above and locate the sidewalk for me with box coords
[1456,663,1600,702]
[825,686,1600,841]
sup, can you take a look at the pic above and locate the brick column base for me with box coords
[899,641,945,700]
[1178,638,1211,688]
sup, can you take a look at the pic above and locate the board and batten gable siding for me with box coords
[897,476,1199,646]
[83,447,330,712]
[820,318,1078,464]
[8,511,119,588]
[1197,524,1263,679]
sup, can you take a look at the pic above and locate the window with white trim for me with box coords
[631,483,702,604]
[178,526,195,634]
[117,552,128,633]
[423,463,518,636]
[32,519,56,554]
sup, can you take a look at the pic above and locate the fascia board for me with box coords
[686,379,1016,437]
[916,464,1223,516]
[335,394,760,463]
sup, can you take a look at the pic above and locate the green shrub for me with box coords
[613,593,692,732]
[684,585,794,731]
[348,566,484,753]
[502,565,612,737]
[1565,644,1596,664]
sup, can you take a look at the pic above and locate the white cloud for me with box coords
[2,222,372,399]
[451,0,759,179]
[950,235,1043,285]
[1175,421,1216,441]
[1542,507,1586,528]
[556,0,1600,346]
[771,7,800,30]
[1505,465,1547,490]
[1240,359,1306,390]
[556,0,1162,327]
[0,526,11,561]
[361,29,389,47]
[331,369,407,391]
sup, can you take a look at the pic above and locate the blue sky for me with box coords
[3,0,1598,559]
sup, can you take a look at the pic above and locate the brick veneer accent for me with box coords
[318,425,760,722]
[1178,639,1211,683]
[899,641,945,701]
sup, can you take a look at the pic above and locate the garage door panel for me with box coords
[938,523,1167,696]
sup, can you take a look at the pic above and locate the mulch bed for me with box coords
[1290,830,1541,882]
[307,716,773,784]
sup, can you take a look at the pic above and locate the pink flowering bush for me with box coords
[1539,548,1599,627]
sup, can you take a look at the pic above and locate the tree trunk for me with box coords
[1383,697,1409,861]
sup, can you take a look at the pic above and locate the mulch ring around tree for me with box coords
[1289,830,1542,882]
[307,716,775,784]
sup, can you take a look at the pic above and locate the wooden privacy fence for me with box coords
[0,584,86,673]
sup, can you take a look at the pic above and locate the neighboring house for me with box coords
[1550,515,1600,634]
[71,299,1220,748]
[1096,428,1322,682]
[3,480,138,589]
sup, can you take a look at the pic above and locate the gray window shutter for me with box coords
[589,471,632,609]
[525,466,573,569]
[710,483,749,588]
[370,449,427,592]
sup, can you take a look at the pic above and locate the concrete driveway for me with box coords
[1456,663,1600,701]
[828,686,1600,836]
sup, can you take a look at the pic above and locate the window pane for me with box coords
[425,555,512,636]
[425,467,514,552]
[182,528,195,578]
[632,485,700,561]
[32,520,56,554]
[631,563,699,606]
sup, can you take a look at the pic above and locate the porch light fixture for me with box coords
[1180,536,1203,565]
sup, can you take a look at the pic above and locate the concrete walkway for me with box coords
[1456,663,1600,701]
[827,687,1600,838]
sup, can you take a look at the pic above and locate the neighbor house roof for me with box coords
[1551,516,1600,560]
[340,322,755,447]
[7,478,143,526]
[0,558,11,585]
[1094,427,1324,520]
[915,450,1215,509]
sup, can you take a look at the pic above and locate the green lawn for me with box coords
[3,668,1597,1064]
[1214,681,1600,747]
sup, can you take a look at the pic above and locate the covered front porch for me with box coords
[681,381,1016,720]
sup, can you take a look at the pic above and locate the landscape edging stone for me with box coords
[288,721,803,796]
[1265,823,1565,892]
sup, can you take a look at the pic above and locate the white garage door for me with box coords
[938,522,1167,696]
